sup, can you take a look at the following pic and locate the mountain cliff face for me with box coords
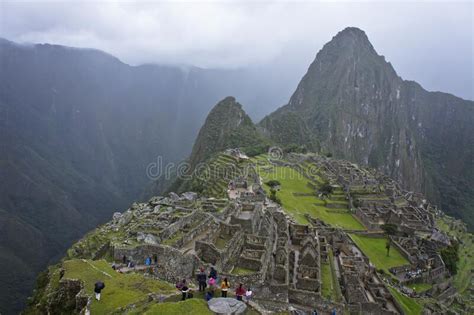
[0,39,290,314]
[188,96,268,168]
[259,27,474,229]
[168,97,269,194]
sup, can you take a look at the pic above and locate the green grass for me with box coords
[138,299,212,315]
[321,263,336,300]
[350,234,409,274]
[410,283,432,293]
[214,236,230,249]
[388,286,423,315]
[162,231,184,246]
[255,161,364,230]
[231,266,255,275]
[63,259,175,314]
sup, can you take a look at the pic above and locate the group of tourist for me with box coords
[108,259,255,304]
[403,267,423,280]
[175,266,253,303]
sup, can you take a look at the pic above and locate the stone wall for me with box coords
[239,256,262,271]
[195,241,220,265]
[174,217,218,248]
[113,244,201,283]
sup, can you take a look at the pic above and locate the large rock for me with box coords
[118,211,133,226]
[144,234,158,245]
[169,192,180,201]
[208,298,247,314]
[137,232,146,242]
[181,191,198,201]
[112,212,122,224]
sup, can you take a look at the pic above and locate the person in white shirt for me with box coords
[245,288,253,303]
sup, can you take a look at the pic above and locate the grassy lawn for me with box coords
[231,266,255,275]
[256,162,364,230]
[63,259,175,314]
[214,235,231,249]
[350,234,409,274]
[321,263,336,300]
[410,283,432,293]
[388,287,423,315]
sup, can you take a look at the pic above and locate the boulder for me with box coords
[118,211,133,226]
[182,192,198,201]
[112,212,122,223]
[169,192,180,201]
[137,232,146,242]
[144,234,158,245]
[208,298,247,314]
[153,205,161,213]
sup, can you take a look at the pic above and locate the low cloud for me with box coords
[0,0,472,99]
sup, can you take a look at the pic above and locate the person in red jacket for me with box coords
[235,283,245,301]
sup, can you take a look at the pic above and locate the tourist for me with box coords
[209,266,218,279]
[245,287,252,303]
[205,289,214,301]
[181,283,189,301]
[111,262,116,270]
[94,281,105,301]
[208,276,216,289]
[176,279,186,291]
[235,283,245,301]
[197,267,207,292]
[221,278,230,297]
[145,256,151,266]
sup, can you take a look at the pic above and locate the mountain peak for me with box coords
[335,27,368,39]
[325,26,375,55]
[286,27,395,109]
[212,96,240,110]
[187,97,260,168]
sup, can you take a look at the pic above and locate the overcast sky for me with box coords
[1,0,473,100]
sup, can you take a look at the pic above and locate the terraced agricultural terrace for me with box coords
[28,151,473,314]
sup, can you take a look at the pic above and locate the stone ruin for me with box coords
[99,189,403,314]
[85,153,457,314]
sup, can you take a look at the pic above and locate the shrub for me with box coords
[265,180,281,188]
[441,241,459,275]
[319,182,334,195]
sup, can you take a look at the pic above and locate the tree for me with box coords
[265,180,281,189]
[319,182,334,197]
[269,188,281,205]
[283,143,308,154]
[441,241,459,275]
[386,239,391,257]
